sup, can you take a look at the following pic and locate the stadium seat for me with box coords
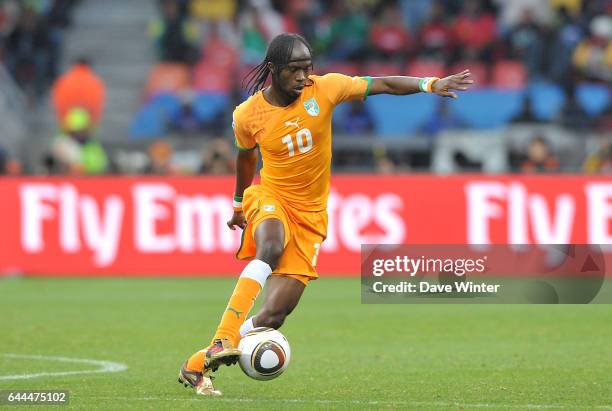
[491,60,527,90]
[192,93,229,122]
[148,93,183,119]
[194,61,232,93]
[451,61,487,88]
[129,104,166,139]
[364,61,402,76]
[527,81,566,121]
[365,93,438,137]
[576,83,610,117]
[407,59,446,78]
[449,89,524,129]
[144,63,191,98]
[332,101,351,129]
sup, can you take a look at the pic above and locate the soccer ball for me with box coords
[238,327,291,381]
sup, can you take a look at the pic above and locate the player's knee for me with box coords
[257,311,286,330]
[256,241,284,269]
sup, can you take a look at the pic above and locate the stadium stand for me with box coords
[491,60,527,89]
[449,89,525,129]
[576,83,611,118]
[406,58,447,79]
[367,93,439,137]
[527,81,567,121]
[145,63,191,98]
[0,0,609,174]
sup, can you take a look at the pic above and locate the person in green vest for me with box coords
[50,107,108,175]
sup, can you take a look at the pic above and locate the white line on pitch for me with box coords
[0,354,128,380]
[84,396,612,409]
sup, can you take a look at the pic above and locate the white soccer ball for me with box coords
[238,327,291,381]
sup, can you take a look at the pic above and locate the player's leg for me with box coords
[239,275,306,336]
[238,210,324,337]
[179,218,285,394]
[206,218,285,362]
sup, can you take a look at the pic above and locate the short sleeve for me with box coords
[232,111,257,151]
[316,73,371,106]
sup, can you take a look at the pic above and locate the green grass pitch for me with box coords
[1,277,611,410]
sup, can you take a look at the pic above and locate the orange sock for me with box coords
[211,260,272,345]
[185,276,258,372]
[184,260,272,368]
[186,350,206,372]
[212,276,262,346]
[185,273,262,373]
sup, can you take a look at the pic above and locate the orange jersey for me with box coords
[233,73,371,211]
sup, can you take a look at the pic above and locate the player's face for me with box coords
[276,42,312,99]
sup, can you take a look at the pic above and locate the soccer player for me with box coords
[179,33,472,395]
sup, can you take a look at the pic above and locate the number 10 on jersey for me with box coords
[282,128,313,157]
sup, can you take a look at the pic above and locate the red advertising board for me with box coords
[0,176,610,276]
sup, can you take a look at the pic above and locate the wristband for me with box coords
[419,77,440,93]
[233,194,243,211]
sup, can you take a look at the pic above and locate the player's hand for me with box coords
[432,70,474,99]
[227,211,247,230]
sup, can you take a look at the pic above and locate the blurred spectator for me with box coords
[324,0,368,61]
[453,0,497,62]
[341,100,374,134]
[0,145,20,175]
[248,0,285,39]
[399,0,432,34]
[559,89,591,129]
[454,150,482,171]
[370,3,411,60]
[237,0,288,64]
[199,138,234,174]
[513,95,538,123]
[520,136,560,173]
[418,1,454,63]
[507,9,545,79]
[149,0,199,64]
[238,1,281,64]
[198,22,239,69]
[170,97,202,133]
[4,6,50,100]
[548,6,584,84]
[0,145,6,174]
[47,108,108,175]
[280,0,318,45]
[424,99,462,134]
[45,0,77,29]
[373,144,396,174]
[375,155,396,174]
[145,140,178,174]
[550,0,583,17]
[51,57,106,130]
[44,0,78,80]
[0,0,19,38]
[1,0,77,96]
[572,15,612,82]
[583,139,612,173]
[190,0,236,23]
[580,0,611,22]
[104,0,609,175]
[493,0,551,32]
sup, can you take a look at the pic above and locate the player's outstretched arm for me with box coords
[227,149,258,230]
[368,70,473,99]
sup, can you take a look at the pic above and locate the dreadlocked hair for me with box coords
[243,33,313,96]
